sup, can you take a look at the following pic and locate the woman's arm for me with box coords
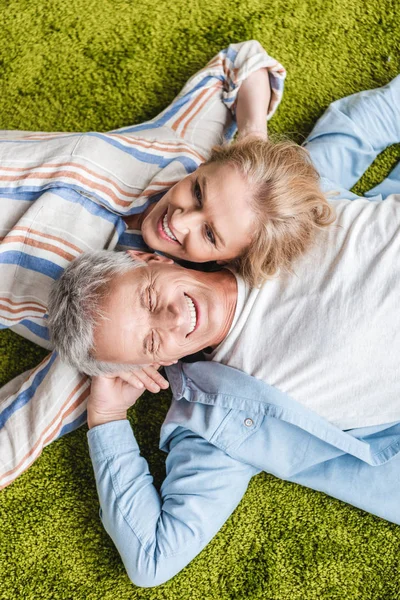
[113,41,285,156]
[235,68,271,140]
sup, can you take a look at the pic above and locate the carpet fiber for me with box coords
[1,0,400,598]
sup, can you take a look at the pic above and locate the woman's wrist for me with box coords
[237,124,268,141]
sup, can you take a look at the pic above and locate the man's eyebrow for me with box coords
[139,282,147,310]
[201,176,226,248]
[139,279,151,354]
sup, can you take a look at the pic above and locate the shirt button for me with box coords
[244,418,253,427]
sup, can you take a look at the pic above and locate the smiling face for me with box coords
[92,254,238,366]
[141,162,256,263]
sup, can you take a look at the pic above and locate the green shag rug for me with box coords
[1,0,400,598]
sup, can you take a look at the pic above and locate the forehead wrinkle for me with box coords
[116,267,148,359]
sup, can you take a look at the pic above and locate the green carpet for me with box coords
[1,0,400,597]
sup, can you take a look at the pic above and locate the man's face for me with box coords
[141,162,256,263]
[92,255,237,366]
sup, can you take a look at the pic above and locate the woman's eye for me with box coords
[194,180,202,206]
[205,225,216,246]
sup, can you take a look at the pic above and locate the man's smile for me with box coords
[184,293,199,336]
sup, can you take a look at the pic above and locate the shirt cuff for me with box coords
[223,40,286,121]
[87,419,139,459]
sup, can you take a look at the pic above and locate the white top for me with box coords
[210,196,400,430]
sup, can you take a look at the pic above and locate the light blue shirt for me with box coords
[87,74,400,587]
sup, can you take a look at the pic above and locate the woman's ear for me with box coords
[127,250,174,265]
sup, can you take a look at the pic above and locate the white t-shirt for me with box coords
[210,196,400,430]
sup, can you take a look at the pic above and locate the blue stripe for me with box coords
[0,189,47,202]
[0,352,58,429]
[86,133,199,173]
[48,187,127,235]
[225,46,237,62]
[0,183,156,217]
[0,251,64,279]
[57,410,87,438]
[19,319,50,340]
[112,75,223,134]
[118,231,149,249]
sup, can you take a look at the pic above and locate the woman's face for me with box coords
[141,162,256,263]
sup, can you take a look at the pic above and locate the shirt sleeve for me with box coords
[87,419,258,587]
[115,41,285,157]
[304,74,400,196]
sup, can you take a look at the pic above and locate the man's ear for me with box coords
[127,250,174,265]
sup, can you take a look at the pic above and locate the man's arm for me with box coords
[304,74,400,196]
[87,376,258,588]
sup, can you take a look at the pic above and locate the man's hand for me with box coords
[120,364,170,394]
[87,366,170,429]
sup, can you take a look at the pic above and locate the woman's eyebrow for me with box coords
[201,176,226,248]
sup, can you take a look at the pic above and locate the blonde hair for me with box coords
[206,137,335,287]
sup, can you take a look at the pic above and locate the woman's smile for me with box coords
[157,210,181,244]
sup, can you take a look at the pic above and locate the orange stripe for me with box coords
[0,377,89,487]
[0,296,46,310]
[0,162,141,204]
[43,387,90,446]
[206,56,223,69]
[12,226,83,254]
[171,87,212,132]
[181,85,221,138]
[0,169,136,208]
[112,135,205,162]
[0,303,44,315]
[2,235,76,262]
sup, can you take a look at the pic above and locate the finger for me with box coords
[114,371,145,390]
[142,366,169,389]
[135,370,161,393]
[119,369,161,393]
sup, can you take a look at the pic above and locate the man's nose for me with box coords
[170,208,201,235]
[154,303,186,331]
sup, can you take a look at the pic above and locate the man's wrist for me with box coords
[87,408,128,429]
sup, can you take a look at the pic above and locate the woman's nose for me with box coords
[170,208,200,235]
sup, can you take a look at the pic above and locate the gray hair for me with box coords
[47,251,146,375]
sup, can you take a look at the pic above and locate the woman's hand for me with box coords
[236,69,271,141]
[87,365,171,429]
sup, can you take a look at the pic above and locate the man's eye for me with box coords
[148,287,153,311]
[205,225,216,246]
[194,180,202,206]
